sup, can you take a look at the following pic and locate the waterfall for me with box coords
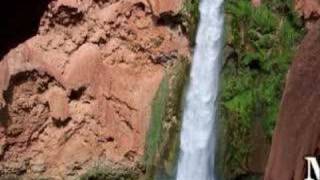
[176,0,224,179]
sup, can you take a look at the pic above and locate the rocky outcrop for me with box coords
[295,0,320,20]
[0,0,189,178]
[295,0,320,29]
[251,0,261,7]
[264,23,320,180]
[148,0,183,16]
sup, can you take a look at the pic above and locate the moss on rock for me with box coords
[144,58,190,180]
[76,57,190,180]
[80,163,141,180]
[180,0,200,45]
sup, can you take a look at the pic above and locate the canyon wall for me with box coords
[0,0,190,179]
[264,21,320,180]
[264,0,320,179]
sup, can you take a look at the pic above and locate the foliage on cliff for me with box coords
[157,0,199,46]
[143,0,196,178]
[144,58,190,179]
[80,164,140,180]
[181,0,200,45]
[221,0,304,178]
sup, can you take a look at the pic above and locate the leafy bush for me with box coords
[221,0,304,178]
[181,0,200,45]
[80,164,139,180]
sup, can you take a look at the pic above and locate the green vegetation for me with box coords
[0,175,21,180]
[143,0,199,175]
[221,0,304,178]
[144,75,169,173]
[80,164,140,180]
[180,0,200,45]
[156,0,199,46]
[144,58,190,179]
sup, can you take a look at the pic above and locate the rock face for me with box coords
[295,0,320,20]
[148,0,183,16]
[251,0,261,7]
[0,0,189,178]
[264,23,320,180]
[295,0,320,29]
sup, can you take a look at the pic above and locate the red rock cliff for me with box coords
[264,21,320,180]
[0,0,189,178]
[264,1,320,179]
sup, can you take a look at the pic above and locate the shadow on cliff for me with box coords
[0,0,51,60]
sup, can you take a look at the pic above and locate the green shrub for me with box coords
[181,0,200,45]
[0,175,21,180]
[80,164,139,180]
[221,0,304,178]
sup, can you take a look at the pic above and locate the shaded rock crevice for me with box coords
[0,0,51,59]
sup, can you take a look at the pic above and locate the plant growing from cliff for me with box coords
[145,76,169,170]
[221,0,304,178]
[144,58,190,179]
[80,164,139,180]
[181,0,200,45]
[0,175,21,180]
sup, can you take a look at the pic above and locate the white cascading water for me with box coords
[176,0,224,179]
